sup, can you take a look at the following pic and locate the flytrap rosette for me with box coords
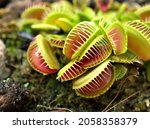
[73,59,116,98]
[19,0,150,100]
[126,20,150,61]
[27,34,60,75]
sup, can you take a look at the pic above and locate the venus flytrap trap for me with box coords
[101,21,128,55]
[27,34,60,75]
[63,21,102,59]
[126,20,150,61]
[19,1,150,98]
[73,59,116,98]
[19,2,51,30]
[96,0,113,13]
[135,4,150,22]
[21,2,51,20]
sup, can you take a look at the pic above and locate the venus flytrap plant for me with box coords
[19,1,150,98]
[57,20,130,98]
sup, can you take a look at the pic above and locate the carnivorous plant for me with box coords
[19,0,150,98]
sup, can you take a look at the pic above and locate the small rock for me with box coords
[0,39,6,64]
[144,99,150,108]
[0,39,9,79]
[0,39,5,56]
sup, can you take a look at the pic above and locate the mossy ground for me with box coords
[0,0,150,112]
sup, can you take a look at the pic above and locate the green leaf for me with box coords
[31,23,60,31]
[110,51,137,63]
[115,64,127,80]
